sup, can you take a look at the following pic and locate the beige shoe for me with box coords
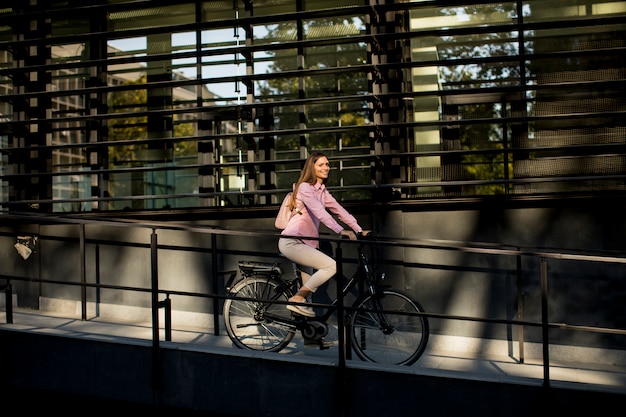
[286,297,315,317]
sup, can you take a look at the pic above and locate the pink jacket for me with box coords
[281,182,362,248]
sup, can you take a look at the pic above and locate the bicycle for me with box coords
[222,234,429,366]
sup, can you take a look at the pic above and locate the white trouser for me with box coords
[278,238,336,292]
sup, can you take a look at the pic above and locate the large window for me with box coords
[0,1,625,213]
[408,1,626,197]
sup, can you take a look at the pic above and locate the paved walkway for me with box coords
[2,307,626,395]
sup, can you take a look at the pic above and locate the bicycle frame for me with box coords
[256,241,378,327]
[224,235,430,364]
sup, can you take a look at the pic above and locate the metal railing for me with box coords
[2,212,626,391]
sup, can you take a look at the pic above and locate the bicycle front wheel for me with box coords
[223,276,296,352]
[350,290,429,366]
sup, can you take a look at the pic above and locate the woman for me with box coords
[278,152,368,321]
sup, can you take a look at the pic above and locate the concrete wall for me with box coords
[1,326,623,417]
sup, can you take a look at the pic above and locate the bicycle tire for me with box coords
[223,276,296,352]
[350,289,429,366]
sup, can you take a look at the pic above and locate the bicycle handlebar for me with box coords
[340,231,374,240]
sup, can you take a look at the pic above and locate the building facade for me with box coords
[0,1,624,213]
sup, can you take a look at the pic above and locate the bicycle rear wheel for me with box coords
[350,289,429,365]
[223,276,296,352]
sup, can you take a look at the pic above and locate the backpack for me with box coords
[274,185,303,229]
[274,192,295,229]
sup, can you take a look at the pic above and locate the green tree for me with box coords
[107,75,148,166]
[259,18,370,152]
[437,4,520,194]
[258,18,371,200]
[108,75,196,166]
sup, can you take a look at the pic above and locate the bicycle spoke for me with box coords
[351,290,429,365]
[224,276,296,352]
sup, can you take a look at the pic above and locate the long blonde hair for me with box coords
[289,152,328,210]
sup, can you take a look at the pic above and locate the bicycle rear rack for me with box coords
[238,261,283,276]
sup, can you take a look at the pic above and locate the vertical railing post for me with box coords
[150,228,162,405]
[160,294,172,342]
[95,244,100,316]
[79,223,87,320]
[334,240,347,417]
[211,233,220,335]
[540,257,550,388]
[335,241,345,367]
[4,282,13,324]
[516,250,524,364]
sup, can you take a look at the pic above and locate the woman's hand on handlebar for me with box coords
[340,230,357,240]
[340,229,372,240]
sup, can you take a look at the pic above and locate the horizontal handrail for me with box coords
[2,211,626,265]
